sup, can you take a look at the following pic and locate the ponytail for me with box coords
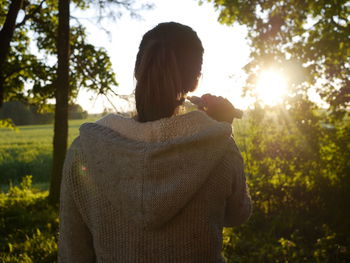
[135,40,183,122]
[134,22,204,122]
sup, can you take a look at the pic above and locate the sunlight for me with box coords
[256,69,288,106]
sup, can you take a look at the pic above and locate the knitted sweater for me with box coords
[58,110,252,263]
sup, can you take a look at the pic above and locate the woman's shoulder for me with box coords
[95,113,131,126]
[83,110,233,143]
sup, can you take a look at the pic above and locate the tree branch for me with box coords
[16,0,46,28]
[0,0,24,106]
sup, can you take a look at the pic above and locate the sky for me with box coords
[73,0,251,113]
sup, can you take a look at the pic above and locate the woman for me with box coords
[59,22,251,263]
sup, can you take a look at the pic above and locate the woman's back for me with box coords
[59,111,251,262]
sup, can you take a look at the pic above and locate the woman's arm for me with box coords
[223,140,252,227]
[189,94,251,226]
[58,142,95,263]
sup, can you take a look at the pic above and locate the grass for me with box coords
[0,118,98,190]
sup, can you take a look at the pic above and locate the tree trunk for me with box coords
[49,0,70,204]
[0,0,23,107]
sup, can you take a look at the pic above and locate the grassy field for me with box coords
[0,118,98,190]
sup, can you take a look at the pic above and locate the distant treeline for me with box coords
[0,101,88,125]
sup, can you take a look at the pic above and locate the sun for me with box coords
[256,69,288,106]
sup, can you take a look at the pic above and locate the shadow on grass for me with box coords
[0,151,52,187]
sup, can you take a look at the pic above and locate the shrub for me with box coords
[0,176,58,262]
[223,101,350,262]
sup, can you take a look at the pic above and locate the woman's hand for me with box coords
[188,94,242,123]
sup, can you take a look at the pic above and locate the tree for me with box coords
[199,2,350,261]
[0,0,151,106]
[200,0,350,111]
[0,0,151,203]
[0,0,117,204]
[0,0,119,108]
[49,0,70,204]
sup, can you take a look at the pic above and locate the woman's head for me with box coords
[134,22,204,122]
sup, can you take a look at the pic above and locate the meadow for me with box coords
[0,118,98,190]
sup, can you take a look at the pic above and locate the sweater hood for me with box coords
[78,111,232,229]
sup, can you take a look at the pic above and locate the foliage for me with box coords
[0,101,88,125]
[0,176,58,263]
[68,103,88,120]
[0,101,54,125]
[201,0,350,111]
[0,0,121,107]
[223,99,350,262]
[196,1,350,260]
[0,118,17,129]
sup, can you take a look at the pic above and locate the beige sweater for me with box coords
[58,110,251,263]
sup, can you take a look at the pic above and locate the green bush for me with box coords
[0,101,54,125]
[223,100,350,262]
[0,176,58,263]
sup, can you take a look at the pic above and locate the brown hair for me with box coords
[134,22,204,122]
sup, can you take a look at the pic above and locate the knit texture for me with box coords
[58,110,252,263]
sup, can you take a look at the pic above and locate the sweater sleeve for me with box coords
[223,138,252,227]
[58,139,95,263]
